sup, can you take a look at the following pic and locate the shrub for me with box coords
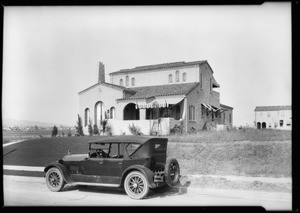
[100,119,108,135]
[128,123,143,136]
[170,124,183,135]
[67,128,72,137]
[51,126,58,137]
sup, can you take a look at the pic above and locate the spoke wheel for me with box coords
[124,171,149,199]
[45,167,65,192]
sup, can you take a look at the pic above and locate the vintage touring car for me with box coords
[44,136,180,199]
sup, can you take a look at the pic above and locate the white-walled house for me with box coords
[254,105,291,130]
[78,61,233,135]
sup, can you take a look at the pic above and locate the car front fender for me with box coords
[121,165,156,189]
[44,161,73,184]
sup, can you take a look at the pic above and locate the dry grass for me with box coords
[167,140,291,178]
[167,128,291,143]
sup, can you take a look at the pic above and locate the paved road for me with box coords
[3,175,291,210]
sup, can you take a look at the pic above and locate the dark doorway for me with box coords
[123,103,140,120]
[257,122,261,129]
[262,122,266,129]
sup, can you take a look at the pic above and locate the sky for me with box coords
[3,3,291,127]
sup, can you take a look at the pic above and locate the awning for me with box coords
[136,96,185,109]
[201,103,222,112]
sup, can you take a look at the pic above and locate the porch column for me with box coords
[139,108,146,120]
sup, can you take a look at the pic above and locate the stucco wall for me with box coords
[79,84,124,134]
[255,110,291,130]
[110,65,199,87]
[107,118,173,135]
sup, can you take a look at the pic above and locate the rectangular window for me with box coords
[182,73,186,82]
[189,105,195,121]
[125,76,129,86]
[169,74,173,83]
[200,73,203,89]
[223,113,225,123]
[176,71,179,82]
[210,78,212,92]
[201,105,206,117]
[229,113,232,123]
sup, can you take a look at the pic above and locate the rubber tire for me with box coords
[45,167,65,192]
[164,158,180,187]
[124,171,149,199]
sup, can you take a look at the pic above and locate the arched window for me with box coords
[94,101,103,126]
[168,74,173,83]
[126,76,129,86]
[175,70,180,82]
[182,72,186,82]
[131,77,135,86]
[110,107,115,119]
[119,79,123,86]
[84,108,90,127]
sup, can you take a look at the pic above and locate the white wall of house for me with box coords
[79,84,124,134]
[255,110,291,130]
[107,117,176,135]
[110,65,200,88]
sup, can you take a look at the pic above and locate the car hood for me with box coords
[62,154,88,162]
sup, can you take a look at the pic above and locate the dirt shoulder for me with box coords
[175,174,292,193]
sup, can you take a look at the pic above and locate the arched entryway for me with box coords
[262,122,266,129]
[124,103,140,120]
[257,122,261,129]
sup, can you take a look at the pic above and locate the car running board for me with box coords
[68,182,120,188]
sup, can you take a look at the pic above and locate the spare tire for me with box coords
[164,158,180,186]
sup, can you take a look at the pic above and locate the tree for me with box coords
[93,124,99,135]
[100,119,108,134]
[88,120,93,136]
[51,126,58,137]
[75,114,84,136]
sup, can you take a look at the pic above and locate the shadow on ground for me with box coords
[61,180,192,199]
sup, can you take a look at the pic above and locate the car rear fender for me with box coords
[44,162,73,184]
[121,165,156,189]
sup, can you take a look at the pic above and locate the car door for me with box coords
[78,142,109,183]
[103,143,124,184]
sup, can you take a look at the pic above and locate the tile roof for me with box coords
[110,60,207,75]
[119,82,199,100]
[254,105,291,111]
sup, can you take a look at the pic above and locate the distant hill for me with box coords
[2,118,72,128]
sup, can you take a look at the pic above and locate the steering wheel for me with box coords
[96,149,108,158]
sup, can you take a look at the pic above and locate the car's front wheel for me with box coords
[45,167,65,192]
[124,171,149,199]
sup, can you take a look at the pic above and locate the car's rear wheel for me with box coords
[124,171,149,199]
[165,158,180,187]
[45,167,65,192]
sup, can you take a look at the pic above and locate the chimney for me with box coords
[98,62,105,83]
